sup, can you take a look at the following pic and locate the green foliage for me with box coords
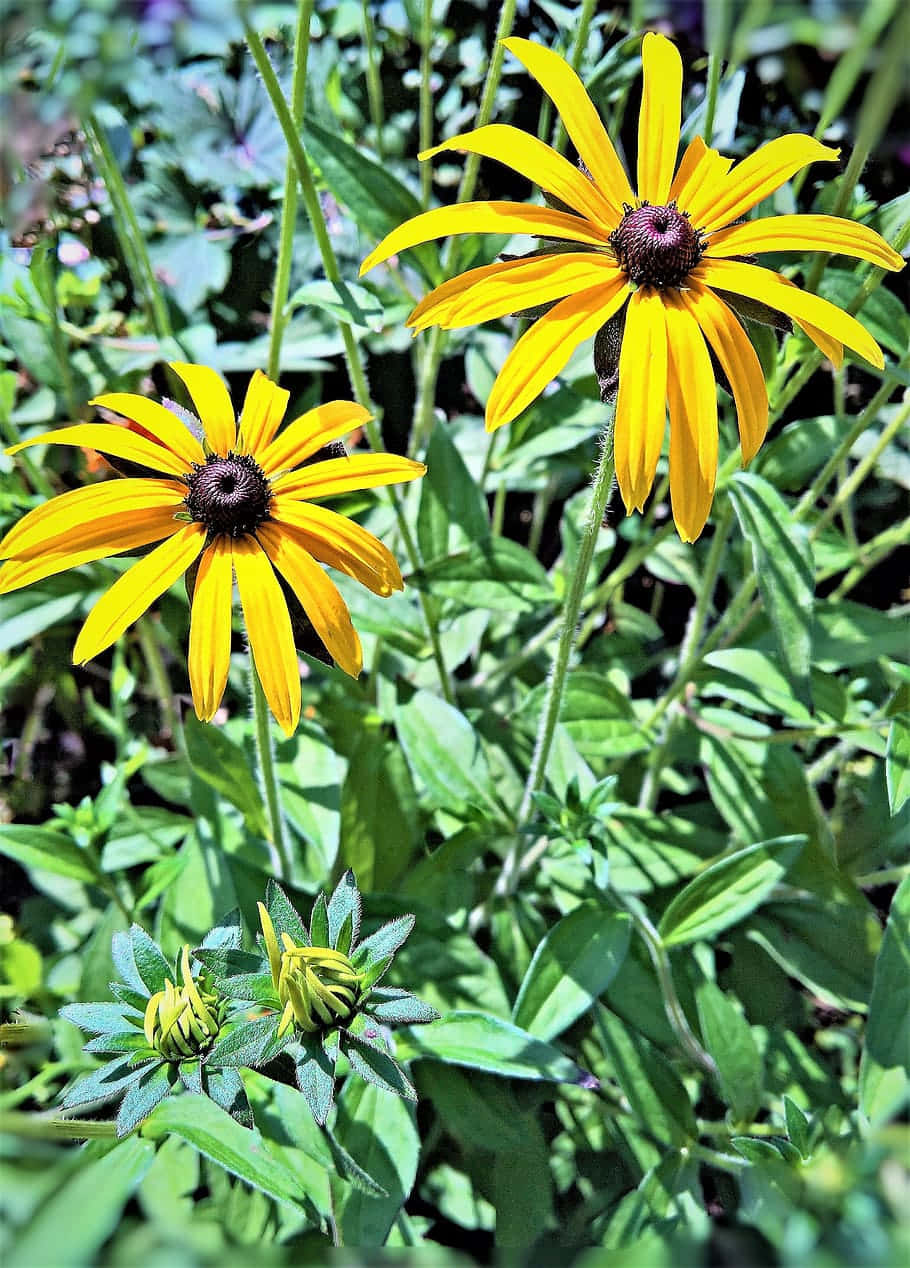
[2,0,908,1261]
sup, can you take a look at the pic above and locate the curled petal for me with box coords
[271,497,403,596]
[258,523,362,679]
[236,370,290,456]
[705,214,906,271]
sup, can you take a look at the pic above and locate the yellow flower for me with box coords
[258,902,362,1037]
[361,34,904,541]
[0,364,424,732]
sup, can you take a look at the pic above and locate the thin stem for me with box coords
[136,615,179,740]
[501,435,616,891]
[84,114,173,342]
[362,0,386,162]
[552,0,597,154]
[267,0,313,380]
[608,897,717,1077]
[0,1113,117,1140]
[246,18,453,703]
[702,0,730,146]
[419,0,433,206]
[828,518,910,600]
[411,0,519,454]
[250,666,292,877]
[808,398,910,543]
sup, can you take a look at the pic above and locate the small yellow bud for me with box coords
[143,946,226,1061]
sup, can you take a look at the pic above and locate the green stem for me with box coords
[250,666,292,877]
[702,0,730,146]
[84,114,173,342]
[0,1113,117,1140]
[808,398,910,543]
[638,501,733,810]
[419,0,433,206]
[362,0,386,162]
[552,0,597,153]
[503,435,615,889]
[246,17,453,703]
[411,0,519,454]
[608,897,717,1076]
[828,518,910,600]
[136,615,179,740]
[267,0,313,380]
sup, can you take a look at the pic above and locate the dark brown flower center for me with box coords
[184,453,272,537]
[609,201,704,288]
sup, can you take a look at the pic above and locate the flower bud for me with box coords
[258,902,362,1037]
[143,946,226,1060]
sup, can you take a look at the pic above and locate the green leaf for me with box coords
[860,875,910,1124]
[0,824,96,884]
[61,1055,147,1112]
[396,689,500,817]
[728,472,814,705]
[327,869,362,951]
[748,896,880,1010]
[415,1065,532,1154]
[309,892,330,947]
[353,915,415,989]
[886,715,910,815]
[658,836,807,947]
[417,420,490,565]
[183,714,268,838]
[304,115,439,285]
[365,988,440,1026]
[810,600,908,670]
[7,1137,154,1268]
[203,1066,254,1129]
[492,1116,554,1248]
[401,1011,596,1085]
[524,671,648,760]
[512,903,631,1040]
[332,1078,419,1245]
[339,733,417,891]
[264,879,309,946]
[296,1031,336,1126]
[595,1007,697,1146]
[129,925,172,995]
[286,278,384,331]
[343,1031,416,1099]
[697,649,814,723]
[818,267,910,357]
[60,1002,141,1034]
[412,537,554,612]
[116,1062,175,1137]
[144,1094,307,1207]
[784,1095,811,1159]
[695,981,763,1123]
[205,1015,287,1068]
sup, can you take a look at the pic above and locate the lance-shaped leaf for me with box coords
[343,1031,417,1100]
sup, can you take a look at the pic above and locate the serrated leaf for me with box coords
[0,824,96,884]
[728,472,814,706]
[658,836,807,948]
[512,903,631,1040]
[144,1094,306,1206]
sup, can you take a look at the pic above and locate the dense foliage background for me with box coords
[1,0,908,1262]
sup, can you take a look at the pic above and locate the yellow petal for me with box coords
[232,535,300,736]
[0,478,185,559]
[420,124,616,230]
[409,252,624,332]
[792,316,843,368]
[669,136,733,210]
[501,38,635,218]
[168,362,237,456]
[259,402,372,476]
[188,537,233,723]
[7,423,190,478]
[485,276,630,431]
[637,32,683,205]
[695,258,884,368]
[258,902,282,985]
[0,507,183,595]
[89,393,206,468]
[272,453,426,501]
[687,134,840,232]
[258,522,362,679]
[664,294,718,542]
[236,370,290,457]
[681,280,768,463]
[360,201,609,275]
[705,214,906,271]
[271,496,403,596]
[614,287,668,512]
[72,523,204,664]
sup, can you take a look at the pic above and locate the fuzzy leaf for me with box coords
[61,1055,147,1111]
[129,926,173,995]
[309,892,330,947]
[296,1031,337,1126]
[116,1061,175,1137]
[60,1002,141,1035]
[203,1065,254,1129]
[205,1014,289,1068]
[365,989,441,1026]
[265,879,309,946]
[343,1031,417,1100]
[327,869,362,950]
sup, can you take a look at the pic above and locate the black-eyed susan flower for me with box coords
[361,34,904,540]
[0,364,424,732]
